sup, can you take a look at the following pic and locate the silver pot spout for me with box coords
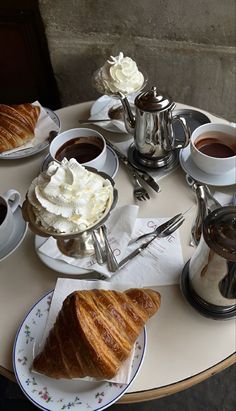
[118,93,136,134]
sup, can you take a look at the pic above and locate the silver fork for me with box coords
[118,214,185,270]
[129,213,184,244]
[132,173,150,201]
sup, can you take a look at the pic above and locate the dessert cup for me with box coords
[92,67,148,98]
[22,168,118,258]
[92,65,148,135]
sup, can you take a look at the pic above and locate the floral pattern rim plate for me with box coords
[13,290,147,411]
[0,108,60,159]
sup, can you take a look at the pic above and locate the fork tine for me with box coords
[133,173,150,201]
[135,193,145,201]
[155,213,183,233]
[140,191,150,200]
[160,217,185,236]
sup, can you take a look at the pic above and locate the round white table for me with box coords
[0,101,235,403]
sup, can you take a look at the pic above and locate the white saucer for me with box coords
[180,145,236,186]
[90,95,135,133]
[0,206,28,262]
[41,145,119,178]
[35,236,94,275]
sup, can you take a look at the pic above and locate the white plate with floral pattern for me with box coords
[0,108,60,160]
[13,290,147,411]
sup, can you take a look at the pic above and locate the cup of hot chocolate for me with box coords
[49,128,107,171]
[0,189,21,249]
[190,123,236,175]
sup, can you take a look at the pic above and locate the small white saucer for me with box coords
[180,145,236,186]
[35,236,94,275]
[90,95,135,133]
[0,206,28,262]
[41,145,119,178]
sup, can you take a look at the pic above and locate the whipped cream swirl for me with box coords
[94,52,144,95]
[28,158,113,234]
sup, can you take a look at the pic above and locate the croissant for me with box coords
[0,103,40,152]
[32,288,161,380]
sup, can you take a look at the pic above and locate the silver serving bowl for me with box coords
[22,167,118,258]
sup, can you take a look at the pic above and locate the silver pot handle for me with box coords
[172,115,190,149]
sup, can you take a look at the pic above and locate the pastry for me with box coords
[0,103,40,152]
[32,288,161,380]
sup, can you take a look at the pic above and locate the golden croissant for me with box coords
[32,288,161,380]
[0,103,40,152]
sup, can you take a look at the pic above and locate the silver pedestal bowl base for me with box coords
[57,231,103,258]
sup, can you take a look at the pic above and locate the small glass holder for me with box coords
[92,69,148,131]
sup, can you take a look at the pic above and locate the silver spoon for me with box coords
[78,119,111,124]
[101,225,119,272]
[91,229,106,265]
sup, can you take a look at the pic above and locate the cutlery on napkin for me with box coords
[118,213,185,271]
[37,205,185,286]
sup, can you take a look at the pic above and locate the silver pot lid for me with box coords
[135,86,173,112]
[203,206,236,262]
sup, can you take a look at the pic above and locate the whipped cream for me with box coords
[94,52,144,95]
[28,158,113,234]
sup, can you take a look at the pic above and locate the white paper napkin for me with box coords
[213,192,235,206]
[0,101,60,155]
[35,277,144,384]
[38,204,184,286]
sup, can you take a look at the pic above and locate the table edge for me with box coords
[119,353,236,403]
[1,353,235,403]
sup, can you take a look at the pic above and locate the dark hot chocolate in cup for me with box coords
[50,128,107,171]
[0,189,21,249]
[190,123,236,175]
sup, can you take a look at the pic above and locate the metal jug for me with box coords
[120,86,190,168]
[181,206,236,320]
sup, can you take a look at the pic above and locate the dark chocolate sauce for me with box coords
[55,137,103,163]
[195,132,236,158]
[0,203,7,225]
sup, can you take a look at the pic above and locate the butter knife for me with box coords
[118,235,157,270]
[118,214,185,270]
[104,139,160,193]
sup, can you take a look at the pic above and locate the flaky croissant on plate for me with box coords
[0,103,40,152]
[32,288,161,380]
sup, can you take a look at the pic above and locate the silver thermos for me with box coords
[181,206,236,320]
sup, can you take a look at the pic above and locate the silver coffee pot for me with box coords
[119,86,190,168]
[181,206,236,320]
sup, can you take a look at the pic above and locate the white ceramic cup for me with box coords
[0,189,21,249]
[190,123,236,175]
[49,128,107,171]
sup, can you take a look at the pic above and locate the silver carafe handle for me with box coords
[171,115,190,149]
